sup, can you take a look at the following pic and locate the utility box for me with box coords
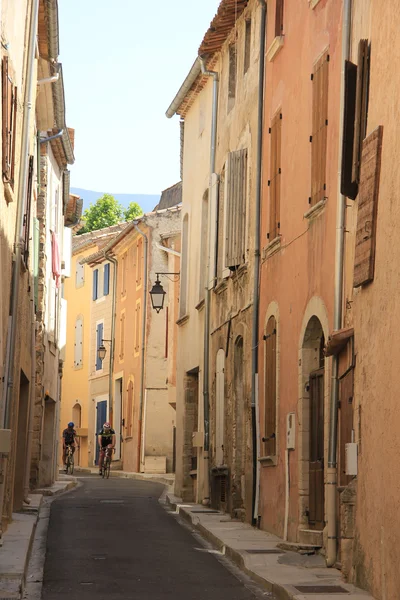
[0,429,11,454]
[192,431,203,448]
[345,442,358,476]
[287,413,295,450]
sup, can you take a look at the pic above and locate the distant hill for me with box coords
[71,188,160,215]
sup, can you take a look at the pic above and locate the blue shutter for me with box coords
[96,323,103,370]
[93,269,98,300]
[104,263,110,296]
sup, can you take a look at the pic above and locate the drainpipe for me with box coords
[251,0,267,525]
[326,0,352,567]
[23,280,36,504]
[199,56,219,505]
[39,129,63,144]
[104,254,117,427]
[37,73,59,85]
[133,223,148,473]
[3,0,39,429]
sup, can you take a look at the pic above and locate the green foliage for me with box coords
[76,194,143,235]
[123,201,143,221]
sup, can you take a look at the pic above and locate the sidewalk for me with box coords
[73,466,175,488]
[0,476,77,599]
[167,493,376,600]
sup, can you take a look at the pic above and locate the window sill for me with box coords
[263,236,281,260]
[267,36,284,62]
[309,0,322,8]
[189,469,198,477]
[4,181,14,204]
[304,198,327,221]
[214,279,228,295]
[176,314,189,326]
[230,263,248,280]
[259,455,278,466]
[74,365,83,371]
[95,296,105,304]
[195,298,205,311]
[124,436,133,441]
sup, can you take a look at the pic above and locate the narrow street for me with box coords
[40,479,270,600]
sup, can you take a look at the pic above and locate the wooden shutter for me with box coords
[311,51,329,206]
[93,269,98,300]
[136,239,142,287]
[353,126,383,287]
[264,316,277,456]
[96,323,103,370]
[269,112,282,240]
[127,381,133,437]
[103,263,110,296]
[352,40,370,184]
[341,61,358,200]
[2,57,17,187]
[225,149,247,269]
[135,303,141,353]
[275,0,284,37]
[120,313,125,359]
[23,156,34,264]
[74,317,83,368]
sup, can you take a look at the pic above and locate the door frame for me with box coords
[308,367,325,530]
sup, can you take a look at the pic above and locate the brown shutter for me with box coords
[264,316,277,456]
[311,52,329,206]
[2,56,17,185]
[353,126,383,287]
[341,61,358,200]
[269,112,282,240]
[275,0,284,37]
[226,149,247,269]
[352,39,369,184]
[127,381,133,437]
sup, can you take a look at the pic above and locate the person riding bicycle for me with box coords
[98,422,115,475]
[62,422,78,467]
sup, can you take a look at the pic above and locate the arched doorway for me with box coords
[300,316,325,532]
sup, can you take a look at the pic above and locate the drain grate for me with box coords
[191,510,220,514]
[294,585,349,594]
[245,549,284,554]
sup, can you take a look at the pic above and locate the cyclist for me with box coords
[98,422,115,475]
[62,422,78,467]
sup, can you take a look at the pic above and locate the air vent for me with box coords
[294,585,349,594]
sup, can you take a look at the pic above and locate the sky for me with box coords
[58,0,220,196]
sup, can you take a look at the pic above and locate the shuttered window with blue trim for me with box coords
[96,322,103,371]
[93,268,98,300]
[104,263,110,296]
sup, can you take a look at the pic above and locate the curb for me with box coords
[73,467,175,488]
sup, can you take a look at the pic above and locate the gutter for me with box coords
[44,0,60,60]
[326,0,352,567]
[104,253,118,428]
[51,64,74,164]
[251,0,267,525]
[166,58,202,118]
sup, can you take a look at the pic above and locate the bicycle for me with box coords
[101,446,113,479]
[65,445,74,475]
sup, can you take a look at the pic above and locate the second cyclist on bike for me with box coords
[98,422,115,475]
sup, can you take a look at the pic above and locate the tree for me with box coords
[77,194,123,235]
[123,201,143,221]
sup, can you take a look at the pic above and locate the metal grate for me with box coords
[220,476,227,503]
[245,549,284,554]
[294,585,349,594]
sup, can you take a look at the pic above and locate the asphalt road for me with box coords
[42,477,269,600]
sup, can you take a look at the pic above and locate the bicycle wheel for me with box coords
[106,458,110,479]
[70,455,74,475]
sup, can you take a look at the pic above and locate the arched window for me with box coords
[264,316,277,456]
[215,349,225,466]
[72,403,81,428]
[179,214,189,318]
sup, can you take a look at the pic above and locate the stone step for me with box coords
[298,528,323,547]
[277,541,321,555]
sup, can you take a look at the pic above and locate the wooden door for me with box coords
[309,369,325,530]
[339,369,354,486]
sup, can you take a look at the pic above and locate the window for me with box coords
[126,381,133,437]
[136,239,143,288]
[244,20,251,74]
[92,268,99,300]
[76,257,85,288]
[275,0,284,37]
[225,149,248,270]
[2,56,17,189]
[103,263,110,296]
[96,322,104,371]
[228,44,237,112]
[341,39,370,200]
[198,189,209,302]
[310,50,329,207]
[268,111,282,241]
[74,316,83,368]
[22,155,34,265]
[179,215,189,319]
[264,316,277,456]
[120,312,125,360]
[134,301,141,354]
[121,253,127,297]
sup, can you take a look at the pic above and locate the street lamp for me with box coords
[97,338,112,363]
[149,272,180,313]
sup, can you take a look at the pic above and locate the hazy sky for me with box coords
[58,0,219,195]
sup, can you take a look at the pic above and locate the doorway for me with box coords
[95,399,108,465]
[114,378,123,460]
[13,371,30,511]
[233,336,245,513]
[309,368,324,530]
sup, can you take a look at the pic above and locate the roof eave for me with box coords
[165,58,201,118]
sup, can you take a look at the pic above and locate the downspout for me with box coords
[133,223,148,472]
[3,0,39,430]
[326,0,352,567]
[251,0,267,525]
[23,279,36,504]
[199,56,219,505]
[105,254,118,428]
